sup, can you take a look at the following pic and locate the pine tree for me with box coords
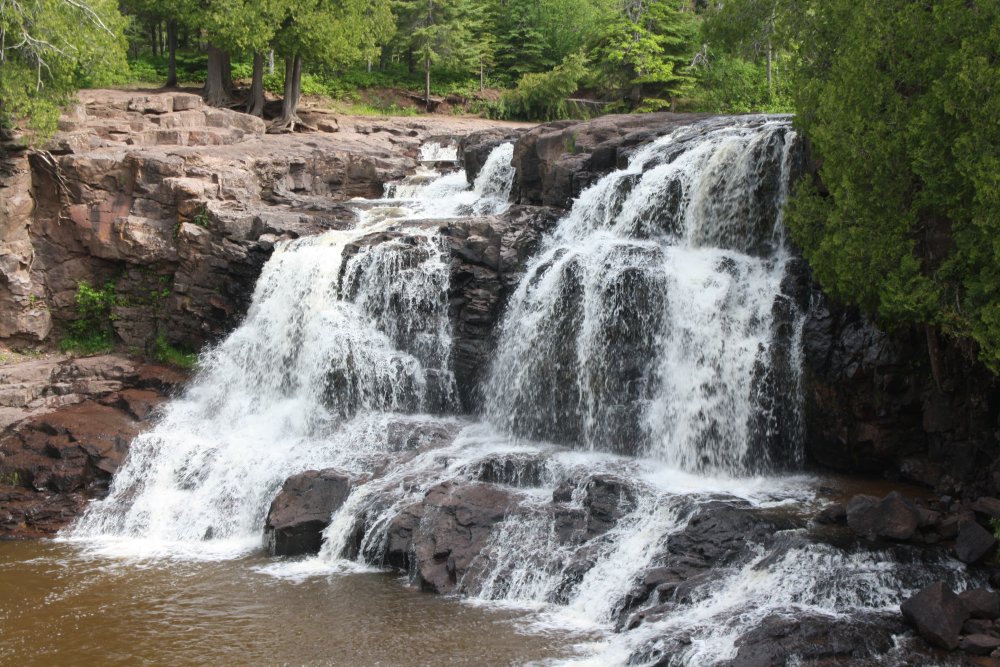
[588,0,697,109]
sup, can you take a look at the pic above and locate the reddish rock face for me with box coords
[0,356,183,539]
[1,88,531,354]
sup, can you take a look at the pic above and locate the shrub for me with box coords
[60,280,118,355]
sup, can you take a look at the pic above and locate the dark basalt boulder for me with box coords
[551,473,640,542]
[959,588,1000,619]
[959,633,1000,655]
[721,613,908,667]
[264,469,353,556]
[815,502,847,525]
[382,480,519,594]
[846,492,920,541]
[900,581,969,650]
[954,520,998,564]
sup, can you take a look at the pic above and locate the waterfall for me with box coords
[484,119,804,474]
[69,142,517,557]
[382,142,514,218]
[61,125,966,667]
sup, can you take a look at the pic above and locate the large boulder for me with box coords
[900,581,969,650]
[381,480,518,594]
[954,520,997,564]
[959,588,1000,619]
[264,469,353,556]
[845,492,920,541]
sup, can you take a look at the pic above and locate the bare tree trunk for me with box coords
[164,21,178,88]
[268,50,275,75]
[480,60,484,92]
[222,51,235,97]
[203,44,231,107]
[272,54,303,131]
[766,44,773,95]
[425,58,431,108]
[246,52,265,116]
[150,25,158,57]
[629,83,643,108]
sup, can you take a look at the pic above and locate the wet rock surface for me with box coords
[264,469,354,556]
[0,354,185,538]
[801,291,1000,500]
[510,112,711,208]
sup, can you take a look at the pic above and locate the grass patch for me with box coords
[0,470,21,486]
[153,334,198,370]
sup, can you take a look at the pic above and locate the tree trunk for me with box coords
[150,26,158,57]
[380,45,390,71]
[246,53,266,117]
[268,50,275,75]
[629,83,643,108]
[766,44,773,95]
[164,21,178,87]
[424,58,431,108]
[222,51,235,97]
[272,54,303,131]
[203,44,231,107]
[480,60,484,92]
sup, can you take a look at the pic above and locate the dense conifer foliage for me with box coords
[786,0,1000,369]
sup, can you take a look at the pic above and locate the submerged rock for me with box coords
[264,469,353,556]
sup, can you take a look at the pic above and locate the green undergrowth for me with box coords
[152,334,198,370]
[59,281,118,356]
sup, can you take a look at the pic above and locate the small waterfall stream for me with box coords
[67,123,974,666]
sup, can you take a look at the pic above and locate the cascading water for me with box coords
[70,142,517,557]
[485,118,804,473]
[65,125,974,667]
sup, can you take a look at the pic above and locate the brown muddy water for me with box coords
[0,541,588,667]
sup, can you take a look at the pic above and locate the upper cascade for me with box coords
[69,142,517,553]
[485,117,806,474]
